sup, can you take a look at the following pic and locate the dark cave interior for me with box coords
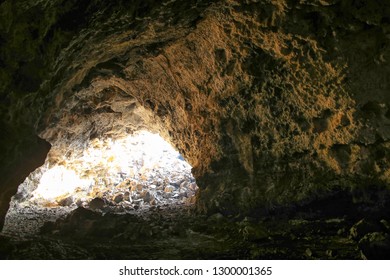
[1,0,390,259]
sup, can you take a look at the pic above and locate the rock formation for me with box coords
[1,0,390,257]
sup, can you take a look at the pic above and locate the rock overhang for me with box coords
[1,0,390,231]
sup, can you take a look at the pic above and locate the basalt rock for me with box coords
[1,0,390,231]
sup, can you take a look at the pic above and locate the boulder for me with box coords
[88,197,105,210]
[113,193,124,204]
[57,196,74,207]
[164,186,175,193]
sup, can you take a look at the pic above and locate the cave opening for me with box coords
[2,129,198,237]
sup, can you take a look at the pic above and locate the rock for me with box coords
[115,180,129,189]
[305,248,313,257]
[75,198,87,208]
[131,184,144,192]
[170,181,182,188]
[113,193,124,204]
[141,191,151,203]
[337,228,346,236]
[172,193,180,198]
[180,181,190,189]
[185,195,196,205]
[238,216,269,241]
[88,197,105,210]
[164,185,175,193]
[133,199,143,205]
[123,191,131,201]
[240,224,269,241]
[131,192,140,200]
[75,199,83,207]
[128,181,137,189]
[380,219,390,232]
[349,219,383,241]
[57,196,74,207]
[189,183,198,191]
[325,249,334,258]
[359,232,390,259]
[179,188,188,197]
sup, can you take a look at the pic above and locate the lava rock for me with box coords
[136,184,144,192]
[305,248,313,257]
[88,197,105,210]
[239,217,269,241]
[123,191,131,201]
[189,183,198,191]
[113,193,124,204]
[141,191,151,203]
[75,199,84,207]
[180,181,190,189]
[349,219,383,241]
[179,188,188,198]
[359,232,390,259]
[240,224,269,241]
[130,184,144,192]
[57,196,74,207]
[164,186,175,193]
[380,219,390,232]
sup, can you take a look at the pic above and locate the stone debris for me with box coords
[358,232,390,259]
[2,206,73,239]
[57,196,74,207]
[349,219,383,241]
[3,132,199,237]
[88,197,106,210]
[113,193,124,204]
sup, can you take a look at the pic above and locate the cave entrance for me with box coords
[3,130,198,237]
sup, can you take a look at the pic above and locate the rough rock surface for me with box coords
[1,0,390,258]
[3,191,390,259]
[0,206,365,259]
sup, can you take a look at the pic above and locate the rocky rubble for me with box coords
[3,203,390,259]
[2,187,390,259]
[348,219,390,259]
[3,175,198,237]
[2,205,73,239]
[82,176,198,213]
[3,131,198,237]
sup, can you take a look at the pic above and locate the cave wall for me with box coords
[1,0,390,228]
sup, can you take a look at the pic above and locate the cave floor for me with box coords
[2,203,386,260]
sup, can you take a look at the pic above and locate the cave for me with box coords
[1,0,390,259]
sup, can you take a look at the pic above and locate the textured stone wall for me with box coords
[1,0,390,229]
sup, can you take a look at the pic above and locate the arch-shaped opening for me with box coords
[2,90,198,237]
